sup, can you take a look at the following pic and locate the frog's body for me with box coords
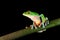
[23,11,42,29]
[29,16,41,26]
[23,11,49,33]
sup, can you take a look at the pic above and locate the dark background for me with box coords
[0,0,60,40]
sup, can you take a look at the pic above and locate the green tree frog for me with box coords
[23,11,49,33]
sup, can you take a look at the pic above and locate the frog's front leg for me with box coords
[33,22,38,29]
[30,22,37,29]
[38,22,42,27]
[30,24,34,29]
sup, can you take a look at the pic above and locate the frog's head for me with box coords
[23,11,39,18]
[23,11,31,17]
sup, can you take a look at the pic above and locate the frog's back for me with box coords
[26,11,40,16]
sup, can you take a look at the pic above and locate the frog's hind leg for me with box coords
[46,17,49,24]
[41,22,46,31]
[42,23,45,28]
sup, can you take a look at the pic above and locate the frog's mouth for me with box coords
[23,14,28,16]
[23,13,31,18]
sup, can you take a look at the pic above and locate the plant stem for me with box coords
[0,18,60,40]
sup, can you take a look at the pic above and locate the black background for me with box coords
[0,0,60,40]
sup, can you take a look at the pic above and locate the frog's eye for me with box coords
[26,12,30,14]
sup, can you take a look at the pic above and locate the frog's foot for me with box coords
[30,25,37,29]
[34,26,37,29]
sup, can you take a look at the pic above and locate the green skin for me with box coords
[23,11,49,32]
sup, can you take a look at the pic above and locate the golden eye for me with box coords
[28,11,30,14]
[28,12,30,14]
[25,11,30,14]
